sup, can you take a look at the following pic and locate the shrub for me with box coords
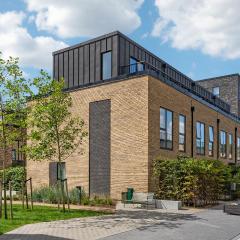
[0,166,25,191]
[153,156,233,206]
[32,185,113,206]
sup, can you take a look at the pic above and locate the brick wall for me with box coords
[27,76,149,199]
[27,75,240,200]
[197,75,240,116]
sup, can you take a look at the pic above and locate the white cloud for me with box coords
[0,11,68,69]
[152,0,240,59]
[24,0,144,38]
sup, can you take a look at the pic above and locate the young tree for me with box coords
[27,71,87,212]
[0,53,31,219]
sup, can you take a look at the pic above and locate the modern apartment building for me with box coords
[197,74,240,116]
[27,31,240,199]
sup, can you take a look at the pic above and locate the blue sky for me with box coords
[0,0,239,80]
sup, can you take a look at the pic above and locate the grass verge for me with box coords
[0,204,107,235]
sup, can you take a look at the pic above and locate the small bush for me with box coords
[0,166,25,191]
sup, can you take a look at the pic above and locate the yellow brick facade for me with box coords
[27,75,240,199]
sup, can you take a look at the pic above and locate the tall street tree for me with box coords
[27,71,87,212]
[0,53,31,219]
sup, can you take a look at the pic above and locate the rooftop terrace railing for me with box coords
[120,62,231,115]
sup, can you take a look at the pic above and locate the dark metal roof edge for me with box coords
[52,31,120,55]
[65,73,240,124]
[197,73,240,82]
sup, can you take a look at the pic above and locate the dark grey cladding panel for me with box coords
[95,41,101,82]
[84,45,89,84]
[107,37,112,51]
[74,48,79,87]
[49,162,58,186]
[79,47,84,85]
[89,100,111,196]
[69,50,74,88]
[54,54,58,80]
[59,53,64,80]
[90,43,95,84]
[64,51,69,88]
[112,35,118,77]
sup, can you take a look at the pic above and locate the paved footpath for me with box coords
[1,206,240,240]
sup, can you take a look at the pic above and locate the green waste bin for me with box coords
[127,188,134,201]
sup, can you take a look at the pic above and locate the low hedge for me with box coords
[153,156,240,206]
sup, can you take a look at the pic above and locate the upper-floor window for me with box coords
[130,57,144,73]
[160,108,173,150]
[237,137,240,161]
[196,122,205,155]
[229,133,233,159]
[101,51,112,80]
[212,87,220,97]
[208,126,214,157]
[179,115,186,152]
[220,130,227,158]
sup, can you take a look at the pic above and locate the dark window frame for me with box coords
[219,130,227,158]
[208,126,214,157]
[179,114,186,152]
[160,107,173,150]
[101,51,112,80]
[129,56,144,73]
[212,86,220,97]
[196,121,205,155]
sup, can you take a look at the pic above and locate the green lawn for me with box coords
[0,204,107,235]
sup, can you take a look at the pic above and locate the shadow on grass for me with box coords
[0,234,72,240]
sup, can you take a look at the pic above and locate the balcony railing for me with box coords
[120,62,231,115]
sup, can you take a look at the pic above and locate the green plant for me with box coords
[32,186,113,206]
[0,166,25,191]
[26,71,88,212]
[153,156,234,206]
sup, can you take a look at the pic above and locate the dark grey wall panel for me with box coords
[90,43,95,83]
[84,45,89,84]
[112,35,118,77]
[54,55,58,80]
[101,39,106,52]
[49,162,58,186]
[95,41,101,82]
[125,40,129,65]
[64,51,69,88]
[59,53,64,80]
[74,48,79,87]
[69,50,74,88]
[107,37,112,51]
[89,100,111,196]
[119,37,125,67]
[79,47,84,85]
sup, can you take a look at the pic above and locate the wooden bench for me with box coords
[123,192,156,209]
